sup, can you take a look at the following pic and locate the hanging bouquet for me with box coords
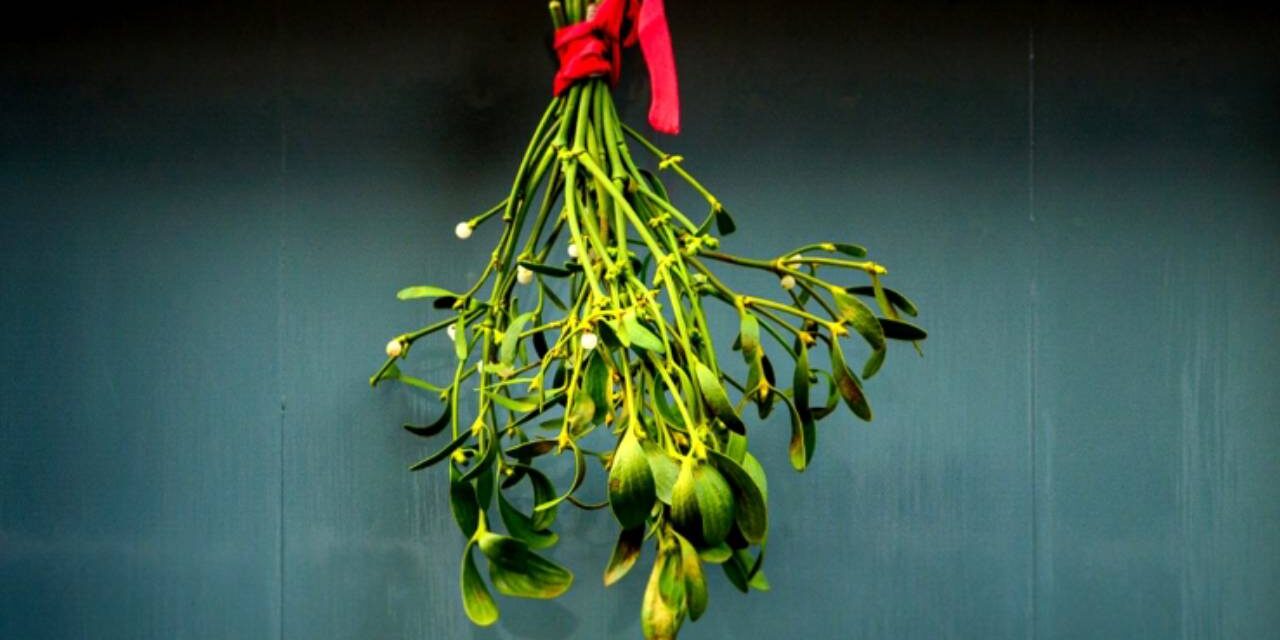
[371,1,926,637]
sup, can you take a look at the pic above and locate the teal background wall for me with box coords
[3,2,1277,638]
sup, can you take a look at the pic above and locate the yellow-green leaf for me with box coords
[677,533,708,621]
[608,429,657,529]
[670,460,735,548]
[831,339,872,421]
[707,451,768,544]
[476,532,573,599]
[397,285,456,301]
[460,543,499,626]
[498,492,558,550]
[603,525,645,587]
[693,361,745,434]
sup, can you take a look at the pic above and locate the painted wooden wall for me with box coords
[3,2,1277,638]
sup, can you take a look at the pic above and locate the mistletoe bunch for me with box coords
[371,2,925,638]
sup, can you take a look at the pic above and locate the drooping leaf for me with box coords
[697,542,732,564]
[741,452,769,502]
[670,460,735,549]
[409,430,470,471]
[534,444,585,513]
[707,451,768,544]
[692,361,745,434]
[484,391,538,413]
[498,491,559,550]
[789,340,817,469]
[500,311,535,366]
[517,260,574,278]
[848,285,918,317]
[584,352,610,423]
[460,543,499,626]
[402,403,451,438]
[641,547,686,640]
[508,464,559,531]
[397,285,456,301]
[449,465,480,537]
[879,317,928,341]
[644,444,680,505]
[505,439,558,460]
[622,310,665,354]
[459,430,498,483]
[714,206,736,236]
[477,532,574,599]
[676,533,708,621]
[453,316,468,361]
[831,339,872,421]
[603,525,645,586]
[832,286,887,378]
[608,429,657,529]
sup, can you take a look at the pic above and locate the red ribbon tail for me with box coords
[636,0,680,135]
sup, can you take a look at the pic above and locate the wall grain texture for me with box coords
[2,2,1277,639]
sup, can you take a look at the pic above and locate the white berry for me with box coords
[779,275,797,290]
[385,338,405,358]
[580,331,598,351]
[455,222,473,239]
[567,243,580,258]
[516,265,534,285]
[446,324,457,341]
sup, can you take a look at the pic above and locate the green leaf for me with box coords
[608,430,657,529]
[697,541,733,564]
[534,444,585,513]
[508,464,559,531]
[677,533,708,621]
[498,491,558,550]
[693,361,745,435]
[832,286,883,339]
[879,317,928,341]
[453,316,468,361]
[832,242,868,258]
[461,543,499,626]
[584,352,609,423]
[396,285,455,301]
[714,206,737,236]
[707,451,768,544]
[449,465,480,537]
[831,339,873,421]
[789,341,817,470]
[644,444,680,505]
[505,439,558,460]
[402,403,451,438]
[725,431,748,464]
[603,525,645,587]
[500,312,535,366]
[459,431,497,483]
[642,547,686,640]
[848,285,918,317]
[670,460,735,548]
[517,260,573,278]
[741,453,769,502]
[779,393,815,472]
[622,310,665,354]
[484,391,538,414]
[408,430,470,471]
[477,532,573,599]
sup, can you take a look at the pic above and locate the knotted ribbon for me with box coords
[552,0,680,134]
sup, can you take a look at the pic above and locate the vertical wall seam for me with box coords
[1026,21,1039,640]
[273,0,287,638]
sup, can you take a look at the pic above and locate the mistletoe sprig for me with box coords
[371,3,925,639]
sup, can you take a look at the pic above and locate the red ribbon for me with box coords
[552,0,680,135]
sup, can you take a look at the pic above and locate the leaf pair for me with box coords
[460,531,574,626]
